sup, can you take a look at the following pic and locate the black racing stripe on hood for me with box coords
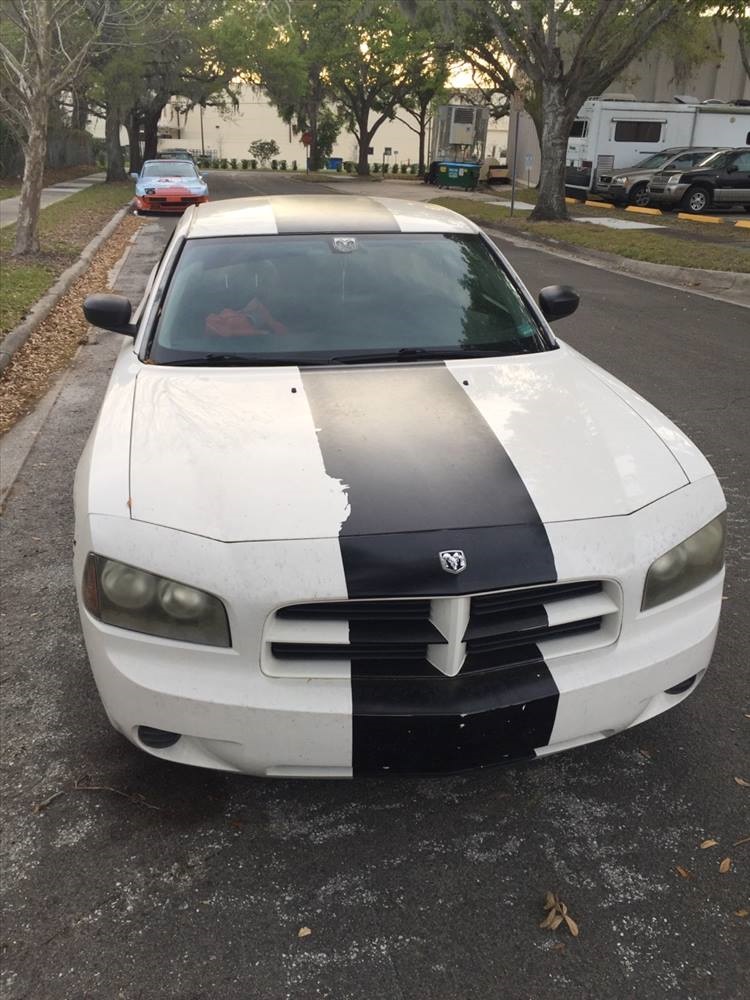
[270,195,400,233]
[301,364,556,598]
[350,650,558,774]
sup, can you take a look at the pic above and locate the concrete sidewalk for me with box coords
[0,172,106,229]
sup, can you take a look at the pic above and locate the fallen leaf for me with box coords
[733,835,750,847]
[297,926,312,938]
[553,941,566,953]
[543,891,556,911]
[735,909,749,918]
[675,865,693,879]
[639,748,652,758]
[564,914,580,937]
[549,913,564,931]
[700,839,719,849]
[734,777,750,787]
[719,857,732,874]
[539,909,558,930]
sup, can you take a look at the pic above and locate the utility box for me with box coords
[431,105,490,163]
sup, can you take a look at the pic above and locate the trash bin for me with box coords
[326,157,343,171]
[436,161,479,191]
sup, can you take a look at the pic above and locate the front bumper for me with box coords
[134,194,208,213]
[74,478,725,777]
[646,182,688,206]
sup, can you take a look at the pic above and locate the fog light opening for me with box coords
[665,675,697,696]
[138,725,182,749]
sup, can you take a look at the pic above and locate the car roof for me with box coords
[179,195,480,239]
[143,158,194,165]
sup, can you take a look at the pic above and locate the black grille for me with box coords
[271,582,606,673]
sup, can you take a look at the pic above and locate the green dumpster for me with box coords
[436,161,479,191]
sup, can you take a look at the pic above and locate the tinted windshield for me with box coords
[692,150,729,170]
[142,162,198,178]
[147,234,549,366]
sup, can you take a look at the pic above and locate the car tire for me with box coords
[682,186,712,214]
[628,183,650,208]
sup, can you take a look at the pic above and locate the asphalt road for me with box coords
[1,171,748,1000]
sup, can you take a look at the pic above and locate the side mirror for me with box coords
[726,164,738,174]
[83,294,136,337]
[538,285,579,321]
[129,172,139,180]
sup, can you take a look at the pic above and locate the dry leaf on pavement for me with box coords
[735,909,749,918]
[675,865,693,879]
[719,857,732,874]
[734,777,750,787]
[733,835,750,847]
[540,892,580,937]
[297,926,312,938]
[700,839,719,849]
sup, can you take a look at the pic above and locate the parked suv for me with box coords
[596,147,715,206]
[647,147,750,213]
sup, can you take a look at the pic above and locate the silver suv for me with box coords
[596,147,715,206]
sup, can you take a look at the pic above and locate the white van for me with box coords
[566,97,750,195]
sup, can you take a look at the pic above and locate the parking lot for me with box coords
[1,171,748,1000]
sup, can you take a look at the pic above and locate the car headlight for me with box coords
[82,553,230,646]
[642,513,726,610]
[612,175,628,184]
[667,173,682,184]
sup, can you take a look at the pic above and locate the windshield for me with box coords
[147,234,549,366]
[692,150,728,170]
[142,161,198,178]
[633,152,673,170]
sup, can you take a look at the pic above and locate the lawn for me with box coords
[0,164,100,201]
[431,196,750,273]
[0,181,132,336]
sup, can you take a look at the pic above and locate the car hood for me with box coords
[128,347,688,543]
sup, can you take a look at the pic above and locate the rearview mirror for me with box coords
[83,294,136,337]
[538,285,579,321]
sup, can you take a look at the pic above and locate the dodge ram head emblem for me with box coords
[439,550,467,574]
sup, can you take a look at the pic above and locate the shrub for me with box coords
[229,157,238,169]
[279,159,287,170]
[241,159,249,170]
[291,159,297,171]
[410,164,418,174]
[271,159,278,170]
[372,162,380,173]
[248,139,280,166]
[400,163,408,174]
[250,159,257,169]
[220,158,228,169]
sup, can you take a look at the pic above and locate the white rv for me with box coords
[565,97,750,195]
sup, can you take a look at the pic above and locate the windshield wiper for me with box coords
[327,345,537,364]
[156,354,293,367]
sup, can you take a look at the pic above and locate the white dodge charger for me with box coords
[75,195,726,777]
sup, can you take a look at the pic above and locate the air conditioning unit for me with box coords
[449,106,476,145]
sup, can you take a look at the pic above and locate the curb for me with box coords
[0,202,131,375]
[482,223,750,307]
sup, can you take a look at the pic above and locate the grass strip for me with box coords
[431,197,750,273]
[0,181,132,337]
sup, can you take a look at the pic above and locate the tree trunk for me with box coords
[529,82,573,222]
[125,112,142,174]
[142,106,162,162]
[12,100,49,257]
[356,115,370,176]
[417,114,427,177]
[105,104,127,181]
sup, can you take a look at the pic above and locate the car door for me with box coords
[714,150,750,205]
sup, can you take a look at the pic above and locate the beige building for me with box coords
[155,86,510,167]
